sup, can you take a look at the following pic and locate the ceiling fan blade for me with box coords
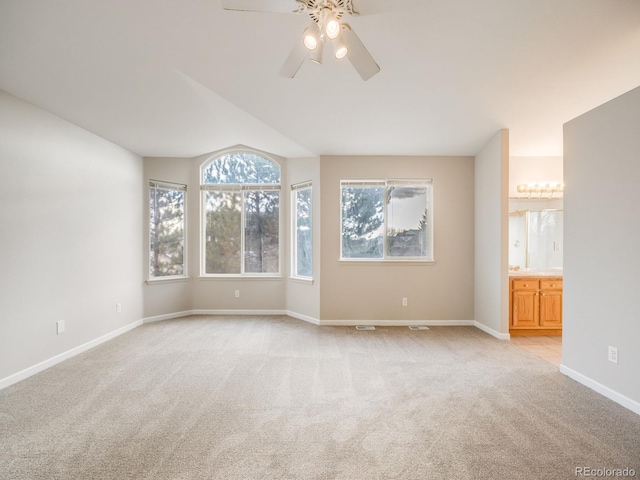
[341,24,380,81]
[221,0,301,14]
[279,39,308,78]
[352,0,429,16]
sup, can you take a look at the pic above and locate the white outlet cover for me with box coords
[608,346,618,364]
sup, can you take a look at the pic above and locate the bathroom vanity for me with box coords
[509,273,562,336]
[508,197,563,336]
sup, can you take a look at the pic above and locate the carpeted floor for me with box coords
[0,315,638,480]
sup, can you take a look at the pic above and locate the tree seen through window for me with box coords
[202,152,280,275]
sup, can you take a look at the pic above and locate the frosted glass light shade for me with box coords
[310,37,325,64]
[334,35,348,59]
[325,17,341,40]
[303,27,318,50]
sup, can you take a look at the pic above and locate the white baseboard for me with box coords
[286,310,320,325]
[143,310,289,324]
[317,319,475,327]
[142,310,194,324]
[191,309,287,316]
[474,321,510,340]
[142,311,477,329]
[560,364,640,416]
[160,311,475,329]
[0,319,143,391]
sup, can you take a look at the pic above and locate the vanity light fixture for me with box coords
[516,182,564,198]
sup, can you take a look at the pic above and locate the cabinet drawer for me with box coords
[512,279,538,290]
[540,279,562,290]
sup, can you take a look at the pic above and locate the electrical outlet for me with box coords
[116,303,122,313]
[402,297,408,307]
[56,320,65,335]
[608,346,618,364]
[235,290,240,298]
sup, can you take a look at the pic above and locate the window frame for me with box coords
[339,179,435,263]
[147,180,188,283]
[200,150,282,278]
[291,181,313,282]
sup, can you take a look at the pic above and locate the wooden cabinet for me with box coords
[510,277,562,335]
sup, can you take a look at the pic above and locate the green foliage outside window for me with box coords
[341,180,432,261]
[202,152,281,275]
[149,184,185,277]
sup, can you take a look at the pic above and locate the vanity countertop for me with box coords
[509,270,563,277]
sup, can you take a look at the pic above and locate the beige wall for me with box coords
[474,130,509,337]
[143,157,194,318]
[563,86,640,411]
[0,89,144,382]
[191,149,288,312]
[319,155,475,322]
[144,153,477,323]
[143,148,289,318]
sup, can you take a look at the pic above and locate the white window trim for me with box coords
[339,178,435,263]
[290,181,313,282]
[289,277,314,285]
[146,276,190,285]
[148,180,188,282]
[197,275,283,281]
[199,150,282,278]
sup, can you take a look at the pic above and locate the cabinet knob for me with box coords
[524,284,528,287]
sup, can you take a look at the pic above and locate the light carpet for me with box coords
[0,315,638,479]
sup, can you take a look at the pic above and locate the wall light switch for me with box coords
[56,320,65,335]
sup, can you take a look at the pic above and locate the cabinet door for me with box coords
[512,290,539,327]
[539,290,562,327]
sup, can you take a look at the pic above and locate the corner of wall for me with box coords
[474,129,510,335]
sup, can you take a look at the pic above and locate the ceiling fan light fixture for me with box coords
[334,37,348,59]
[302,25,319,50]
[309,36,325,64]
[325,15,341,40]
[223,0,379,80]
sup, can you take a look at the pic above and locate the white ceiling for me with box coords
[1,0,639,159]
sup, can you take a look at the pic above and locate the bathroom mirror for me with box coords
[509,198,563,272]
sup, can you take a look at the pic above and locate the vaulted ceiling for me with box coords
[1,0,639,159]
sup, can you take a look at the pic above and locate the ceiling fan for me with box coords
[222,0,380,81]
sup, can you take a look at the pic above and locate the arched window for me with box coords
[201,151,281,275]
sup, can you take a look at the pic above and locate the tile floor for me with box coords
[510,335,562,367]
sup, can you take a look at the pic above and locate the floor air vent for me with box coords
[355,325,376,331]
[408,326,430,330]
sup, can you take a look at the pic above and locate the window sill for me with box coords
[339,259,437,266]
[146,276,190,285]
[198,275,283,281]
[289,277,314,285]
